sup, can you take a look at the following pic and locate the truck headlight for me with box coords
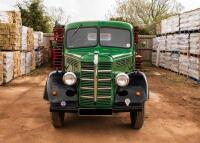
[63,72,77,85]
[115,73,129,87]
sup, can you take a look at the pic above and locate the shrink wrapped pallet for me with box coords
[33,33,39,49]
[179,54,189,75]
[2,52,13,83]
[35,48,43,67]
[161,15,179,34]
[13,51,21,78]
[175,34,189,53]
[159,36,166,51]
[163,52,171,69]
[180,9,200,31]
[190,33,200,55]
[0,53,3,85]
[27,28,34,51]
[188,56,200,80]
[31,50,36,71]
[152,37,159,50]
[152,51,157,66]
[159,52,165,68]
[0,23,20,50]
[166,35,179,51]
[34,31,43,49]
[20,52,26,75]
[170,52,179,72]
[0,11,22,25]
[25,52,32,74]
[21,26,28,51]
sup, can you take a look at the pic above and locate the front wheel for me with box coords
[51,112,65,128]
[130,104,145,129]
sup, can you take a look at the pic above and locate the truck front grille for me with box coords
[80,62,112,107]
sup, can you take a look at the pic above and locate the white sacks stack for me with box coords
[34,31,43,49]
[179,54,189,75]
[170,52,179,72]
[158,36,166,51]
[189,56,200,80]
[21,26,28,51]
[2,52,14,83]
[180,9,200,31]
[34,32,39,49]
[161,15,179,34]
[25,52,32,74]
[175,34,189,53]
[166,35,178,51]
[20,52,26,75]
[190,33,200,55]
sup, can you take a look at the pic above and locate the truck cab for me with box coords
[44,21,149,129]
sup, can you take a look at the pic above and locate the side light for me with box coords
[135,91,141,96]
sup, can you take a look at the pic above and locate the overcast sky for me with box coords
[1,0,200,22]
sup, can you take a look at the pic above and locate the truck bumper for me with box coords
[50,102,144,115]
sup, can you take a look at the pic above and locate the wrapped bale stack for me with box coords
[175,34,189,54]
[189,56,200,80]
[180,9,200,31]
[1,52,14,83]
[34,31,44,67]
[20,52,26,75]
[152,38,159,66]
[0,11,22,25]
[27,28,34,51]
[190,33,200,55]
[25,52,32,74]
[153,8,200,82]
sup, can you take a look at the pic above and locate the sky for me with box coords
[1,0,200,22]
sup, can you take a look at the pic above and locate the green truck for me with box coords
[44,21,149,129]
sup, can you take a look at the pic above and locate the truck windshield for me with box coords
[100,28,131,48]
[67,27,97,48]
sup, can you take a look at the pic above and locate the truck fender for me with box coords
[128,71,149,99]
[43,70,65,101]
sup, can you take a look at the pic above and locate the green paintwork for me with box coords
[63,21,135,108]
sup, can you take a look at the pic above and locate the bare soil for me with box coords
[0,66,199,143]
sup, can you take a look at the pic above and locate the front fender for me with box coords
[43,71,78,103]
[128,71,149,100]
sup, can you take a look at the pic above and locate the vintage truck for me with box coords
[44,21,149,129]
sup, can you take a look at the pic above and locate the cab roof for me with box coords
[65,21,133,30]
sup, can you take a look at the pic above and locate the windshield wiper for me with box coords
[72,24,83,37]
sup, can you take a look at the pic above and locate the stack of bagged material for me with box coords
[166,35,179,51]
[13,51,21,78]
[152,52,157,66]
[180,9,200,31]
[159,52,165,67]
[34,33,39,49]
[161,15,179,34]
[27,28,34,51]
[34,31,43,49]
[21,26,28,51]
[31,50,36,70]
[35,47,43,67]
[0,23,20,50]
[0,53,3,85]
[20,52,26,75]
[0,11,22,25]
[158,36,166,51]
[175,34,189,53]
[1,52,14,83]
[170,52,179,72]
[179,54,189,75]
[25,52,32,74]
[190,33,200,55]
[189,56,200,80]
[164,52,171,69]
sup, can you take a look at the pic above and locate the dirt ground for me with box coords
[0,66,200,143]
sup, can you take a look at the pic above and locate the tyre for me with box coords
[43,83,48,100]
[130,104,144,129]
[51,112,65,128]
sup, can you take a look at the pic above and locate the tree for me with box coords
[16,0,52,33]
[109,0,183,34]
[48,7,70,26]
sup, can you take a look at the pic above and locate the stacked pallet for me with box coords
[0,11,22,25]
[1,52,14,83]
[52,25,64,70]
[161,15,179,34]
[34,31,44,67]
[153,8,200,81]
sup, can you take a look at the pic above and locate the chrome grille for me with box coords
[80,62,112,107]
